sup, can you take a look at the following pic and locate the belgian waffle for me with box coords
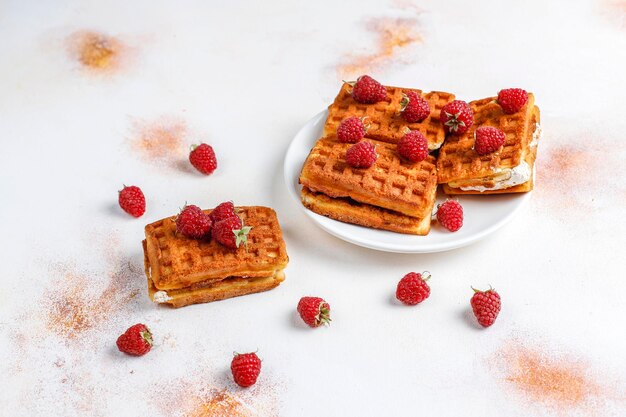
[437,93,540,194]
[323,83,455,150]
[143,206,288,292]
[299,136,438,218]
[301,187,432,235]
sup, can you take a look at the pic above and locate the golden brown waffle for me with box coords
[144,206,288,291]
[299,136,438,218]
[323,83,455,150]
[301,187,432,235]
[437,94,538,186]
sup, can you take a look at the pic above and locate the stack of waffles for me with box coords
[299,83,455,235]
[143,206,289,308]
[299,81,541,235]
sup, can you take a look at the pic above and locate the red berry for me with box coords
[440,100,474,135]
[397,131,429,162]
[212,215,251,249]
[351,75,387,104]
[176,204,212,239]
[297,296,331,327]
[189,143,217,175]
[401,92,430,122]
[497,88,528,114]
[118,185,145,218]
[345,141,377,168]
[337,116,366,143]
[231,352,262,387]
[396,272,431,305]
[209,201,237,223]
[116,323,152,356]
[474,126,506,155]
[470,287,501,327]
[436,200,463,232]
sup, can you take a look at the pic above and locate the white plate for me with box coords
[283,110,531,253]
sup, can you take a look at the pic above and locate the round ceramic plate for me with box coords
[284,110,531,253]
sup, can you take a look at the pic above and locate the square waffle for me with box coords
[323,83,455,150]
[437,93,541,194]
[143,206,288,307]
[301,187,432,235]
[299,136,438,218]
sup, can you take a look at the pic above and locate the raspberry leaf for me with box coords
[233,225,253,249]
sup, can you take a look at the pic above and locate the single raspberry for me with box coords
[209,201,237,223]
[345,141,377,168]
[436,200,463,232]
[396,272,431,305]
[397,130,429,162]
[470,287,501,327]
[497,88,528,114]
[297,296,331,327]
[116,323,152,356]
[350,75,387,104]
[474,126,506,155]
[212,215,252,249]
[176,204,212,239]
[189,143,217,175]
[231,352,262,387]
[337,116,367,143]
[400,92,430,122]
[440,100,474,135]
[118,185,145,218]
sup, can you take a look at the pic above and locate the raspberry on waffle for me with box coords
[324,83,455,150]
[143,206,288,308]
[437,94,541,194]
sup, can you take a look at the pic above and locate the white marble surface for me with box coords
[1,1,625,416]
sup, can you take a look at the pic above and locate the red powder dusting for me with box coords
[601,0,626,29]
[492,340,623,415]
[128,117,189,168]
[185,391,251,417]
[67,30,125,73]
[44,261,141,340]
[337,17,422,79]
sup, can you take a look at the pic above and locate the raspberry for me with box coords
[209,201,237,223]
[176,204,212,239]
[212,215,251,249]
[118,185,145,218]
[231,352,262,387]
[350,75,387,104]
[436,200,463,232]
[345,141,377,168]
[396,272,431,305]
[440,100,474,135]
[397,131,429,162]
[474,126,506,155]
[497,88,528,114]
[116,324,152,356]
[337,116,366,143]
[297,296,331,327]
[189,143,217,175]
[400,92,430,122]
[470,287,501,327]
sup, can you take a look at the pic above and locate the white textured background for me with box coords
[1,0,625,416]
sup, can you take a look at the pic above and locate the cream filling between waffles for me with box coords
[448,123,540,192]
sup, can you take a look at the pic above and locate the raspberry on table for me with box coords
[116,323,153,356]
[189,143,217,175]
[231,352,262,387]
[470,287,501,327]
[118,185,146,218]
[436,199,463,232]
[396,272,431,305]
[297,296,331,327]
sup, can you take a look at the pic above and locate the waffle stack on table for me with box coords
[437,94,541,194]
[143,206,288,308]
[298,82,453,235]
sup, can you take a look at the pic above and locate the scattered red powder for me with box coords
[185,391,251,417]
[67,30,125,73]
[128,117,189,168]
[45,261,141,340]
[601,0,626,29]
[491,340,624,415]
[337,17,423,79]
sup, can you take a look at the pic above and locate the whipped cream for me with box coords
[153,290,172,303]
[529,123,542,148]
[458,160,532,192]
